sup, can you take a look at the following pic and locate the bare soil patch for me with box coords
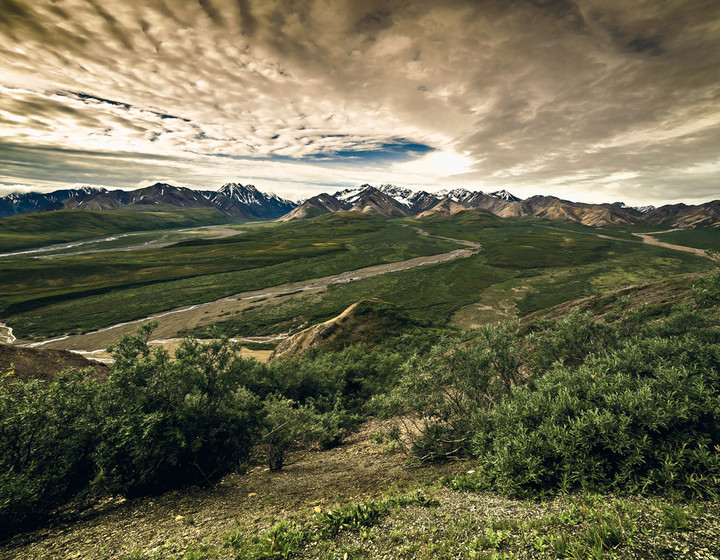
[0,343,108,384]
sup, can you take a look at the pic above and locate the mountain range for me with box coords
[0,183,296,221]
[282,184,720,228]
[1,183,719,229]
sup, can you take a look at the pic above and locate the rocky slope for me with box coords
[271,299,420,359]
[0,343,108,384]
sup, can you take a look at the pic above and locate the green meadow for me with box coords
[189,213,711,337]
[0,207,230,252]
[0,213,458,339]
[653,227,720,251]
[0,208,713,340]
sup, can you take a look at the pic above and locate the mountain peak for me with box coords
[489,189,520,202]
[220,183,259,194]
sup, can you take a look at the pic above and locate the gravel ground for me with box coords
[1,419,718,560]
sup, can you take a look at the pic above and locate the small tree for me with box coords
[261,395,324,472]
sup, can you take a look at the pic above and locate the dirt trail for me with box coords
[537,224,713,258]
[15,232,480,355]
[631,230,710,257]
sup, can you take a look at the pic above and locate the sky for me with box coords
[1,0,719,205]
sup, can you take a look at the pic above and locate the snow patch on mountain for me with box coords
[612,201,656,214]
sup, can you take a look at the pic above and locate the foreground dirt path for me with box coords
[0,420,470,560]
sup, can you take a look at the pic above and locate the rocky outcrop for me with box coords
[0,343,108,384]
[270,299,418,359]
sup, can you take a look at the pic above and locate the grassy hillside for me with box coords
[0,214,459,339]
[188,213,712,338]
[653,227,720,251]
[1,210,713,343]
[0,208,230,252]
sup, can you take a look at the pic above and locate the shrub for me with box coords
[693,269,720,307]
[0,369,101,536]
[377,323,524,460]
[260,395,324,471]
[526,311,615,372]
[470,335,720,497]
[93,325,262,495]
[255,345,406,413]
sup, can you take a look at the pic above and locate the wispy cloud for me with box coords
[0,0,719,205]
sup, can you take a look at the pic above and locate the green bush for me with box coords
[254,345,406,413]
[0,370,101,536]
[693,265,720,308]
[527,311,615,371]
[260,395,325,472]
[93,325,262,495]
[377,323,523,460]
[470,335,720,497]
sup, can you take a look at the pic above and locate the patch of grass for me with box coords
[223,491,436,559]
[0,208,229,252]
[660,502,704,531]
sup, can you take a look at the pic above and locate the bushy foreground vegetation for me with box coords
[0,309,438,537]
[379,271,720,499]
[2,272,720,541]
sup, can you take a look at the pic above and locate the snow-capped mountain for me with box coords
[289,186,412,221]
[0,187,108,218]
[612,202,656,214]
[434,188,520,203]
[204,183,297,219]
[0,183,297,221]
[490,190,521,202]
[434,188,473,202]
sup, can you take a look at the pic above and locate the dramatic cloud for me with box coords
[0,0,719,204]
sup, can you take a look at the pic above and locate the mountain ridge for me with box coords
[3,183,719,228]
[1,183,297,221]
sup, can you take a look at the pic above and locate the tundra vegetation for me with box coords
[1,211,719,557]
[1,270,719,556]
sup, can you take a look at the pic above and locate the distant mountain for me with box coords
[202,183,297,219]
[347,186,411,217]
[282,186,410,221]
[415,198,470,218]
[612,201,656,214]
[357,185,438,214]
[61,183,216,212]
[0,183,298,221]
[0,187,106,218]
[644,200,720,228]
[4,182,719,230]
[490,189,521,202]
[435,188,521,204]
[279,193,347,221]
[279,184,720,229]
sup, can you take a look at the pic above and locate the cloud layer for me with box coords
[1,0,719,204]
